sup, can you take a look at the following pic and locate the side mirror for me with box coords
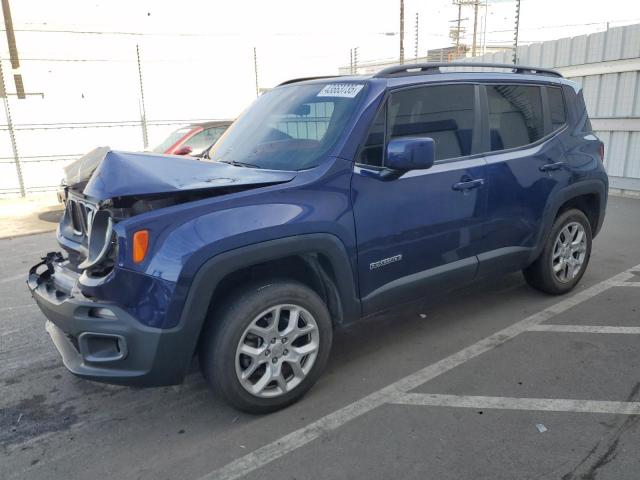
[174,145,193,156]
[386,137,435,171]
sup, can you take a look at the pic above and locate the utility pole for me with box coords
[455,1,462,55]
[0,58,23,196]
[399,0,405,64]
[471,0,479,57]
[414,12,419,62]
[1,0,24,196]
[1,0,24,99]
[513,0,521,64]
[135,45,149,150]
[253,47,259,97]
[482,0,489,55]
[449,1,467,60]
[350,48,353,74]
[451,0,483,59]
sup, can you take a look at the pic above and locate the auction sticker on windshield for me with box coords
[317,83,364,98]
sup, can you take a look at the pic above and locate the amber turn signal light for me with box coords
[132,230,149,263]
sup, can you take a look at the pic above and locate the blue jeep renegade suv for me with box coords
[29,63,607,413]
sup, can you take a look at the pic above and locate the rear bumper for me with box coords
[28,253,190,387]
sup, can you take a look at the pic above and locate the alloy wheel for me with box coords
[551,221,587,283]
[235,304,319,398]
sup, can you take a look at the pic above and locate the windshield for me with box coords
[152,127,191,153]
[208,82,367,170]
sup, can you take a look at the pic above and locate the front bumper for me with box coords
[28,252,189,387]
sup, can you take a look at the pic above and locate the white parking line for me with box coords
[198,264,639,480]
[528,324,640,334]
[393,393,640,415]
[613,283,640,287]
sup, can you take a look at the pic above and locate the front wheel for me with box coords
[524,208,592,295]
[200,280,333,413]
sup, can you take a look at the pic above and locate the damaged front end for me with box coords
[28,147,296,386]
[53,146,296,276]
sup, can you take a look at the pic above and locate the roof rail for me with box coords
[278,75,342,87]
[374,62,563,79]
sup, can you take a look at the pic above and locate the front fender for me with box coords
[155,233,361,384]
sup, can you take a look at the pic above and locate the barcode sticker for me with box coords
[317,83,364,98]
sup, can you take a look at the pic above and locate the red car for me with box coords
[153,120,232,156]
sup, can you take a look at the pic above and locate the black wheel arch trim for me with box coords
[155,233,361,384]
[533,179,607,261]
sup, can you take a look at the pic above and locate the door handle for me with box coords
[452,178,484,191]
[539,161,564,172]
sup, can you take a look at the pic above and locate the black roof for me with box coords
[373,62,562,78]
[278,62,563,88]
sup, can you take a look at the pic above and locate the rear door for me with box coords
[478,83,572,276]
[352,83,488,314]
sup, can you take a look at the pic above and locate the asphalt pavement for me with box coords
[1,194,639,480]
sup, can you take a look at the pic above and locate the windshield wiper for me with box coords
[219,160,261,169]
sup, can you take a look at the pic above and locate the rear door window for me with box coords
[387,84,476,162]
[486,85,544,151]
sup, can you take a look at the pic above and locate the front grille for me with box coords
[66,197,96,239]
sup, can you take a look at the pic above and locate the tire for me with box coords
[200,280,333,414]
[523,208,592,295]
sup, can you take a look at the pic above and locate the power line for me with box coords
[479,18,640,36]
[0,26,415,38]
[2,18,635,56]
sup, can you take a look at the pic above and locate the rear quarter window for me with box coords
[547,87,567,132]
[486,84,544,151]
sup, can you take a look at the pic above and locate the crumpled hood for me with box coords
[64,147,296,201]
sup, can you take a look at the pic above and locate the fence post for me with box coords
[0,57,24,197]
[136,44,149,150]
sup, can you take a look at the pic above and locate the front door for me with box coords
[352,83,487,314]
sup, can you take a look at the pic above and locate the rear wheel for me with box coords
[523,209,592,295]
[200,280,332,413]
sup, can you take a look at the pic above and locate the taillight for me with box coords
[598,143,604,162]
[132,229,149,264]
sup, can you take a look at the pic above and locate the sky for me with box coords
[1,0,640,193]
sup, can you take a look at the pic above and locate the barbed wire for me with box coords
[0,118,229,131]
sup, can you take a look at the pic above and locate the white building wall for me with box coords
[468,23,640,192]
